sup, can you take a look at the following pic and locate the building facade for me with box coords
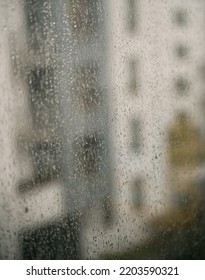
[1,0,205,259]
[83,0,205,258]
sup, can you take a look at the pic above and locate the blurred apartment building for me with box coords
[83,0,205,258]
[1,0,205,260]
[0,0,111,259]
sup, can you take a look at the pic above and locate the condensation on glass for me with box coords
[1,0,205,260]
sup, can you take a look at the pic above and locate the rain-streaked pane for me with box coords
[1,0,205,260]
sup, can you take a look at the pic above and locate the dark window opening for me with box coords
[27,66,59,130]
[174,77,190,96]
[128,57,138,92]
[175,44,189,59]
[75,62,101,108]
[31,140,62,184]
[69,0,100,39]
[127,0,137,32]
[25,0,53,51]
[74,134,105,176]
[132,178,143,209]
[20,217,81,260]
[172,9,188,27]
[102,197,113,226]
[130,118,141,152]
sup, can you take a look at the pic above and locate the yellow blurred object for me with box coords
[160,112,201,229]
[167,112,199,167]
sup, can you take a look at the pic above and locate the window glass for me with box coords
[126,0,137,32]
[174,44,189,60]
[172,8,188,27]
[130,118,142,152]
[128,57,138,93]
[1,0,205,261]
[174,77,190,96]
[132,178,143,209]
[25,0,54,52]
[75,62,101,108]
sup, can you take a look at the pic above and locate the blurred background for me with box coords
[1,0,205,259]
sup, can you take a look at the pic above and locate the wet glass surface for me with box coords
[0,0,205,260]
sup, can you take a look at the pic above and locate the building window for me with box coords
[31,140,62,183]
[132,178,143,209]
[27,66,59,130]
[102,197,113,226]
[69,0,100,39]
[130,118,141,152]
[75,62,101,108]
[172,9,188,27]
[174,44,189,59]
[20,217,80,259]
[25,0,53,51]
[74,134,105,176]
[128,57,138,93]
[126,0,137,32]
[174,77,190,96]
